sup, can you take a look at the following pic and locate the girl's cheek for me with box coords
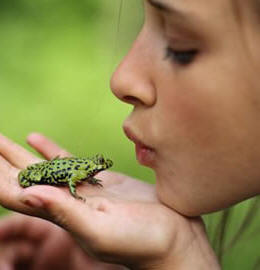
[156,60,256,152]
[158,85,222,150]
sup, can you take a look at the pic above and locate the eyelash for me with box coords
[164,47,198,65]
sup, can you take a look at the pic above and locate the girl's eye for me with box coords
[164,47,198,65]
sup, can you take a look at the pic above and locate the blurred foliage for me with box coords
[0,0,146,177]
[0,0,101,21]
[204,197,260,269]
[0,1,258,269]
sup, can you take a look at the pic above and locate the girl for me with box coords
[0,0,259,268]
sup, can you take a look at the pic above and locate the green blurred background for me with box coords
[0,1,259,269]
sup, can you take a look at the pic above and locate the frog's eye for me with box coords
[98,156,105,163]
[95,154,105,164]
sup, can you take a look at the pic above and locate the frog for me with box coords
[18,154,113,201]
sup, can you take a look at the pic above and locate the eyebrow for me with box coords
[147,0,174,13]
[147,0,201,32]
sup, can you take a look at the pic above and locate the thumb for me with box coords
[19,185,109,239]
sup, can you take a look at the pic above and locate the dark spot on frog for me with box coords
[75,165,80,170]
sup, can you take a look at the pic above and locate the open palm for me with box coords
[0,133,211,270]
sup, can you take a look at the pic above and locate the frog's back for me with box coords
[19,157,91,186]
[49,157,94,170]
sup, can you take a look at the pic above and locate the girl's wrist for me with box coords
[135,222,221,270]
[137,245,220,270]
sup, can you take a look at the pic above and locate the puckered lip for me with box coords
[123,125,154,151]
[123,125,156,168]
[123,125,156,167]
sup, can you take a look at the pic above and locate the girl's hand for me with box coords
[0,134,220,269]
[0,213,125,270]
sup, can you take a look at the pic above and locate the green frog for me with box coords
[18,154,113,201]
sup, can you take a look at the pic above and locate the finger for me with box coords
[0,241,34,268]
[0,214,54,242]
[0,154,13,173]
[27,133,71,160]
[32,228,74,270]
[0,261,13,270]
[0,165,27,208]
[0,168,48,218]
[0,134,41,169]
[0,153,21,203]
[18,186,103,239]
[0,214,26,241]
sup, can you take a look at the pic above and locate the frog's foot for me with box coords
[75,194,86,202]
[71,191,86,202]
[68,181,86,202]
[87,177,103,187]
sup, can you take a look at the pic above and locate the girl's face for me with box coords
[111,0,260,216]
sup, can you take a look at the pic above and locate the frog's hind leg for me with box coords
[68,180,85,201]
[87,177,103,187]
[68,173,86,202]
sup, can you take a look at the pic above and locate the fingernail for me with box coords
[21,195,44,208]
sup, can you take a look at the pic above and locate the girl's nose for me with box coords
[110,32,156,107]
